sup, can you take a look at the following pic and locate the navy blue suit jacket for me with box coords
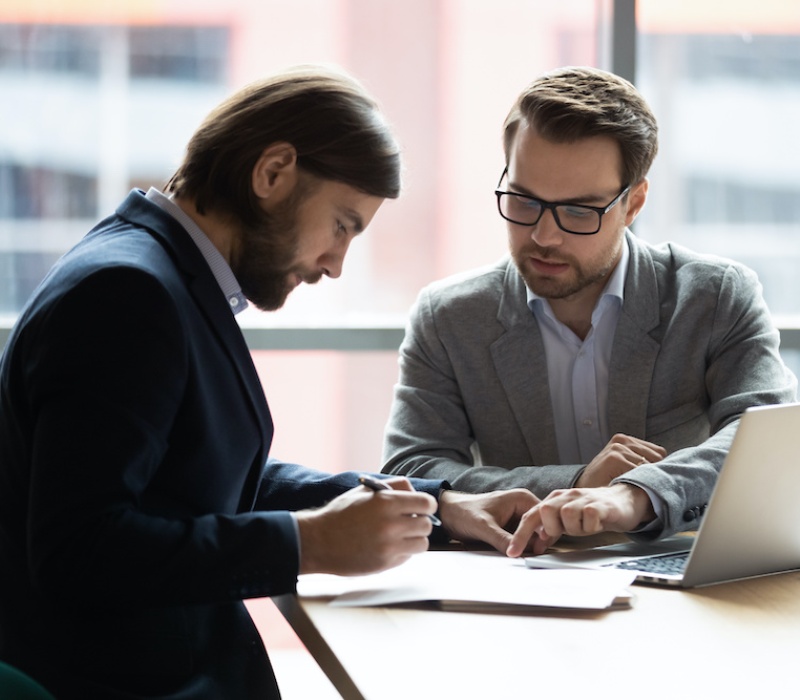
[0,190,445,699]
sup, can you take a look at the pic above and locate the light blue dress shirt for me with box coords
[145,188,249,315]
[527,238,663,527]
[527,240,629,465]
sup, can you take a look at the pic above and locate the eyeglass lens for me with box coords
[499,194,601,234]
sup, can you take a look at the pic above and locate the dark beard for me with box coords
[232,181,308,312]
[512,237,622,301]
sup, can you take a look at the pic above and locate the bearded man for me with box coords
[0,65,543,700]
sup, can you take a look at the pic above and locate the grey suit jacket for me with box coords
[382,231,797,538]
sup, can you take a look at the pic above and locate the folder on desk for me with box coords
[297,551,636,613]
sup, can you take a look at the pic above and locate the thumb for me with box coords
[477,521,513,555]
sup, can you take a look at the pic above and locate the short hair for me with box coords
[166,65,401,227]
[502,66,658,186]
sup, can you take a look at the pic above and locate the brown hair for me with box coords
[166,65,401,227]
[503,66,658,186]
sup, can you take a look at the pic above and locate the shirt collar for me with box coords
[145,188,249,315]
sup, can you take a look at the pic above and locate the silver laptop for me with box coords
[525,403,800,587]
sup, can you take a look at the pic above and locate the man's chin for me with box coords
[520,271,582,301]
[255,298,287,312]
[243,283,293,313]
[242,272,321,313]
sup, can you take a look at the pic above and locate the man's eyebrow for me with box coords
[507,179,611,205]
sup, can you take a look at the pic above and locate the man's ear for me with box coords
[624,178,649,226]
[252,143,298,202]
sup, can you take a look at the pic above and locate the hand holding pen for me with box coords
[359,474,442,526]
[296,474,437,576]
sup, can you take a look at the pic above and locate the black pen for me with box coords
[358,475,442,526]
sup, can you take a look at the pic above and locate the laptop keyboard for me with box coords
[612,552,689,576]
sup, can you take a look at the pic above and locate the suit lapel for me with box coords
[183,269,273,511]
[186,269,272,436]
[492,262,561,465]
[608,232,662,437]
[116,191,272,459]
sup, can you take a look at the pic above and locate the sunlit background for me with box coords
[1,1,799,696]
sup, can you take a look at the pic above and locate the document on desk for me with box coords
[297,551,636,612]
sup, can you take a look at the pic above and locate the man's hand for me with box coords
[438,488,556,555]
[296,478,437,576]
[575,434,666,489]
[506,483,655,558]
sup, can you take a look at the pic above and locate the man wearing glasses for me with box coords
[382,66,796,552]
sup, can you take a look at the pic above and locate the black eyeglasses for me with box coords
[495,168,630,235]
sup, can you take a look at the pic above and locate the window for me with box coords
[0,24,101,77]
[636,2,800,324]
[684,34,800,83]
[686,177,800,226]
[129,26,228,82]
[0,163,96,219]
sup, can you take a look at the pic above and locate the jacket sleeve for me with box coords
[613,262,797,539]
[256,459,450,544]
[381,283,584,494]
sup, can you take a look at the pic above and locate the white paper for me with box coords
[297,551,636,611]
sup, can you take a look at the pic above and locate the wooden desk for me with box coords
[274,547,800,700]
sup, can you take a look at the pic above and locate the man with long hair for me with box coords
[0,65,541,699]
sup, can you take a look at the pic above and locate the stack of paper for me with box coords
[297,550,636,613]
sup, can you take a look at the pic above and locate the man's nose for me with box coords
[320,237,352,279]
[529,208,564,247]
